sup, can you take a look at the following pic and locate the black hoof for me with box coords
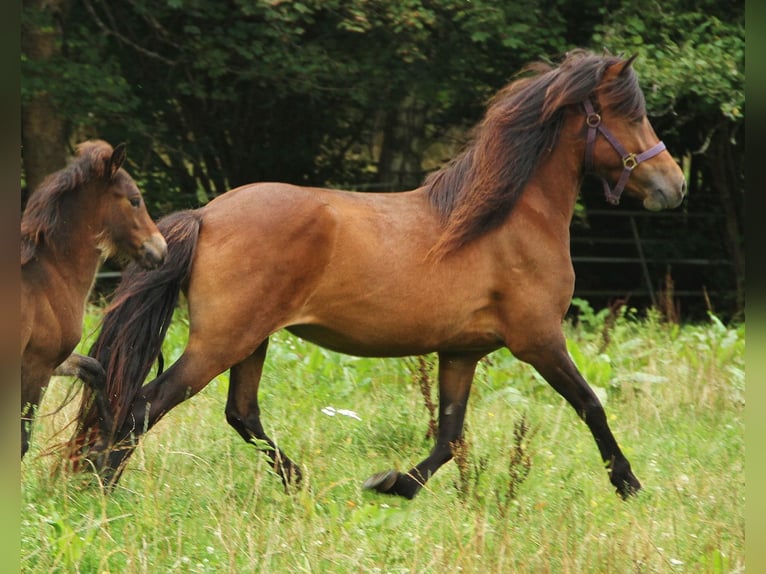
[615,478,642,499]
[362,469,421,499]
[363,470,399,493]
[83,458,119,490]
[79,439,134,490]
[612,469,642,499]
[279,464,303,493]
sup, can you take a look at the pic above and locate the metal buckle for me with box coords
[622,153,638,170]
[586,113,601,128]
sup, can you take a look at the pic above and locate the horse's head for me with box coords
[585,57,686,211]
[94,142,167,269]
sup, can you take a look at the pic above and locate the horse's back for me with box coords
[196,181,435,271]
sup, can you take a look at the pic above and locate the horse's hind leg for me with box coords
[93,349,222,485]
[364,352,480,499]
[520,339,641,499]
[225,339,302,490]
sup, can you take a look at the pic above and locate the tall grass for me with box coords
[21,303,744,573]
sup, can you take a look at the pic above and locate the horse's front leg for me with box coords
[518,338,641,499]
[21,362,50,458]
[54,353,105,383]
[364,352,480,499]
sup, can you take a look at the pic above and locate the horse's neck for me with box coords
[37,198,105,295]
[519,138,584,231]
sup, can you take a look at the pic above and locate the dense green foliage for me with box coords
[22,0,743,205]
[21,305,744,572]
[24,0,574,207]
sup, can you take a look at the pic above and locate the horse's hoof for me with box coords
[609,458,642,500]
[616,479,642,500]
[363,470,399,493]
[279,464,303,493]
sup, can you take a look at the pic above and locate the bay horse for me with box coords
[72,51,685,499]
[21,141,167,458]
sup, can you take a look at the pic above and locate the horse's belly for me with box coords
[285,317,502,358]
[286,324,424,357]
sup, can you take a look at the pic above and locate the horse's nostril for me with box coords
[150,247,167,267]
[141,237,167,269]
[681,179,687,196]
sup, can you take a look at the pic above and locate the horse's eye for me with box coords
[129,197,141,208]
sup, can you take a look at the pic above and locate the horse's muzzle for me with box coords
[642,176,686,211]
[139,233,168,269]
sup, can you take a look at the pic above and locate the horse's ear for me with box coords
[619,54,638,76]
[603,54,638,82]
[108,143,127,178]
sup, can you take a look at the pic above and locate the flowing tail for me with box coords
[69,210,202,461]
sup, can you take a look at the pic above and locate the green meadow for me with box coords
[21,303,744,573]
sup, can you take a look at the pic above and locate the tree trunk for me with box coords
[21,0,69,205]
[709,124,745,319]
[377,94,427,192]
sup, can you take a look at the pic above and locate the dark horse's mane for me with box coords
[21,140,115,265]
[425,49,646,255]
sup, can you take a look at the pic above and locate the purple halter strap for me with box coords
[582,98,666,205]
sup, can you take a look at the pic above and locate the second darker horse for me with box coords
[73,51,685,499]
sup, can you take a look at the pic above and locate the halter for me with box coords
[582,98,666,205]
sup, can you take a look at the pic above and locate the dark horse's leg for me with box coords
[364,352,480,499]
[224,339,302,489]
[54,354,114,439]
[22,355,112,459]
[21,362,49,458]
[522,341,641,499]
[21,394,38,459]
[21,393,38,459]
[54,354,105,384]
[91,351,219,486]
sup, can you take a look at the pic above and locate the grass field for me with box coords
[21,303,744,573]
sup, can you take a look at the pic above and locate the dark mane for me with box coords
[425,50,646,255]
[21,140,115,264]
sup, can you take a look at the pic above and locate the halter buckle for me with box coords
[586,113,601,128]
[622,153,638,170]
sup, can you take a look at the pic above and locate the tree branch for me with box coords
[82,0,177,65]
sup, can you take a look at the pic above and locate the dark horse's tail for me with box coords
[69,210,202,462]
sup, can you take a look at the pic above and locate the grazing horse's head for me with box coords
[89,142,167,269]
[584,56,686,211]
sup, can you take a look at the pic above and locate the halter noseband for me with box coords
[582,98,666,205]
